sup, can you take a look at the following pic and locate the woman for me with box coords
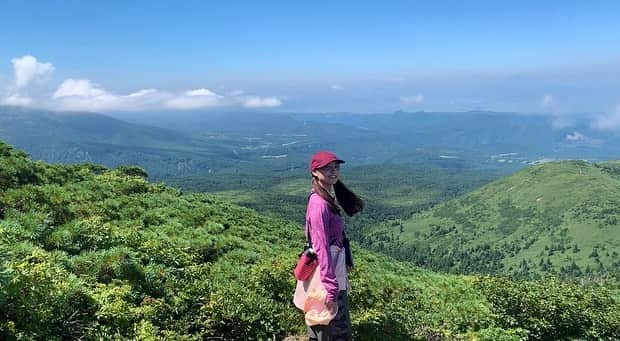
[304,150,364,340]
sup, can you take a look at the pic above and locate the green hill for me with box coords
[369,160,620,279]
[1,141,618,340]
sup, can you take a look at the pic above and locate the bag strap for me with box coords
[305,192,316,249]
[306,228,313,249]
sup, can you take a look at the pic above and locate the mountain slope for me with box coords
[0,106,242,177]
[0,105,195,147]
[1,140,618,340]
[370,160,620,278]
[0,107,395,177]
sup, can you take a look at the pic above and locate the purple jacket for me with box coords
[305,192,344,303]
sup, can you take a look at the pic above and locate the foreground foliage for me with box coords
[1,141,618,340]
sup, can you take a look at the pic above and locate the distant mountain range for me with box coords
[294,110,620,161]
[110,109,620,168]
[0,106,243,178]
[1,106,619,179]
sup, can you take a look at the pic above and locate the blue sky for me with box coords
[1,0,619,120]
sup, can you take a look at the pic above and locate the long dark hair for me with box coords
[311,177,364,217]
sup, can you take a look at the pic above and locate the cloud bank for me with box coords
[49,78,166,112]
[1,55,282,112]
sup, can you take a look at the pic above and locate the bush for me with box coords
[0,147,41,190]
[475,276,620,340]
[2,185,74,226]
[0,245,97,339]
[69,247,145,284]
[116,165,149,179]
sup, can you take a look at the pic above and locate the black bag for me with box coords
[343,232,353,267]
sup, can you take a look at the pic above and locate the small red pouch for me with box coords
[294,248,318,281]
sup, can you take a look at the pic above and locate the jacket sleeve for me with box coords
[307,200,339,303]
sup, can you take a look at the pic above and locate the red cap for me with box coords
[309,151,345,172]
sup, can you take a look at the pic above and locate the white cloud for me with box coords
[12,55,54,88]
[166,88,223,109]
[49,79,167,112]
[243,96,282,108]
[165,96,221,110]
[185,88,220,97]
[2,55,283,112]
[591,105,620,131]
[49,84,280,112]
[401,94,424,104]
[331,84,344,91]
[51,79,121,111]
[53,79,107,98]
[127,89,157,97]
[1,94,33,106]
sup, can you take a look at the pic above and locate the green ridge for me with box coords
[371,160,620,279]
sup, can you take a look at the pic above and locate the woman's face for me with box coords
[312,161,341,187]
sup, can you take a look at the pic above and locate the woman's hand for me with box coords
[346,265,354,273]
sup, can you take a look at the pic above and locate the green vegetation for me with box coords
[1,141,619,339]
[170,160,620,282]
[167,164,501,232]
[363,160,620,280]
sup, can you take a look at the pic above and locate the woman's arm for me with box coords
[307,199,339,303]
